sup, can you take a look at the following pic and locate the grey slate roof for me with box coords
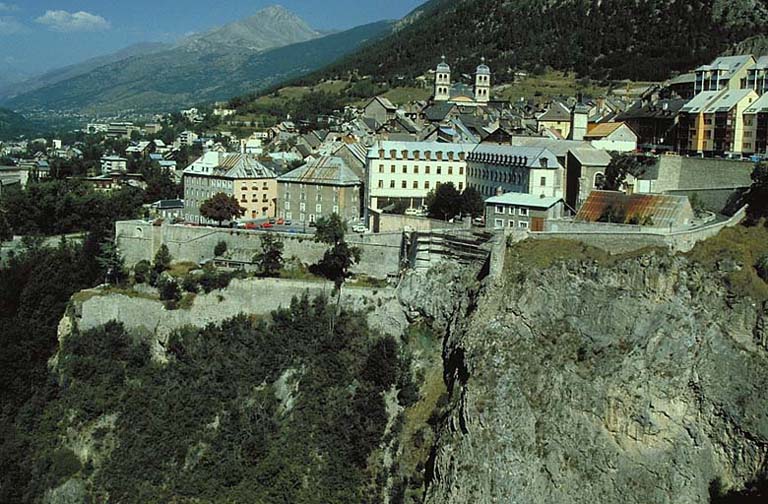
[277,156,361,187]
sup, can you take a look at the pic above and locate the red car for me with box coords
[261,222,274,229]
[244,222,257,230]
[277,218,285,225]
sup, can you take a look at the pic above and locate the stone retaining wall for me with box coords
[116,221,404,279]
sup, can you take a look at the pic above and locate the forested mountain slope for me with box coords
[304,0,768,84]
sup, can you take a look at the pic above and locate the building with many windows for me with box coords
[466,145,565,200]
[677,88,758,156]
[693,55,754,95]
[277,156,362,224]
[366,141,474,212]
[183,152,277,224]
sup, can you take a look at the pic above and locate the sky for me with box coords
[0,0,425,78]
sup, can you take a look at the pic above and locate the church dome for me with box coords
[476,58,490,75]
[437,56,451,73]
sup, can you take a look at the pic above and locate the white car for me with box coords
[352,224,368,234]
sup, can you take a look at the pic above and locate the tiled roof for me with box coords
[570,148,612,167]
[575,190,692,227]
[277,156,361,186]
[468,145,560,169]
[536,101,571,122]
[584,122,626,139]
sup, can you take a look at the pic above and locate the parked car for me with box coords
[269,218,276,224]
[284,219,292,226]
[277,218,285,225]
[261,222,274,229]
[244,222,257,230]
[352,224,367,233]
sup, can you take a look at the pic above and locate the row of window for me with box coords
[375,180,464,191]
[494,206,530,217]
[493,219,529,229]
[241,195,270,203]
[283,183,341,191]
[378,164,463,176]
[240,183,270,191]
[376,149,466,162]
[284,202,340,213]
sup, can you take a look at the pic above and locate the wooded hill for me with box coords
[297,0,768,85]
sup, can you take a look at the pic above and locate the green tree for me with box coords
[747,162,768,223]
[200,193,244,227]
[253,233,284,277]
[153,245,172,275]
[425,182,462,221]
[214,241,228,257]
[133,260,151,284]
[602,153,654,191]
[96,241,126,285]
[460,186,485,218]
[757,255,768,282]
[0,212,12,245]
[314,214,361,289]
[158,276,181,306]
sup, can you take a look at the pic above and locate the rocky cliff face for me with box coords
[421,251,768,503]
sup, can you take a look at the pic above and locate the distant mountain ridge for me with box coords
[3,7,393,115]
[2,5,385,114]
[0,42,170,102]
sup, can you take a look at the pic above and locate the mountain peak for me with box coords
[182,5,319,52]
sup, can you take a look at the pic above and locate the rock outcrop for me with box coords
[424,252,768,503]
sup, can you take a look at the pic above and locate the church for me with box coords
[432,56,491,107]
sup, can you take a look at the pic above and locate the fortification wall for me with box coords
[527,206,746,255]
[71,277,406,340]
[116,222,403,279]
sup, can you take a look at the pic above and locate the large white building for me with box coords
[466,145,565,200]
[366,141,475,211]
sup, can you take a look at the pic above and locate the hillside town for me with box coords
[6,1,768,503]
[1,54,760,248]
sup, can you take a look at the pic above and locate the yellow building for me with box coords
[183,152,277,224]
[235,176,278,220]
[536,101,572,139]
[678,88,758,156]
[694,55,755,94]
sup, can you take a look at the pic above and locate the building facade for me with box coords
[485,192,563,231]
[277,156,362,224]
[183,152,277,224]
[366,141,474,212]
[466,145,565,200]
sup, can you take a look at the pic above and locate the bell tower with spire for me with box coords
[474,57,491,104]
[434,56,451,102]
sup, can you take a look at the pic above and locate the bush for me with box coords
[181,275,199,293]
[134,260,151,284]
[214,241,228,257]
[756,255,768,282]
[158,277,181,305]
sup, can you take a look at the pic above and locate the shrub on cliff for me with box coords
[214,241,228,257]
[756,255,768,282]
[133,260,151,284]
